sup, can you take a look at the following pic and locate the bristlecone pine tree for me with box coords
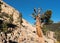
[32,8,52,43]
[32,8,45,43]
[32,8,44,37]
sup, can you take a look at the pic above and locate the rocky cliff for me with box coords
[0,0,57,43]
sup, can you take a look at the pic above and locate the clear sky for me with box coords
[3,0,60,24]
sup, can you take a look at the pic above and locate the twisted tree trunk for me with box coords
[36,14,45,43]
[36,14,43,37]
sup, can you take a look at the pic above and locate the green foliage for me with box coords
[55,31,60,41]
[41,10,52,24]
[0,12,14,33]
[0,21,16,33]
[2,22,8,33]
[48,19,53,24]
[44,10,52,23]
[42,25,49,35]
[44,10,52,18]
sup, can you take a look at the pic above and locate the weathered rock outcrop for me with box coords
[0,0,41,43]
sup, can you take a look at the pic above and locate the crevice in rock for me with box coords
[7,23,17,28]
[9,40,18,43]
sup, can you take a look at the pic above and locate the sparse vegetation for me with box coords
[0,20,17,33]
[0,12,17,33]
[42,23,60,42]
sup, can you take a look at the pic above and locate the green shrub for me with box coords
[2,22,8,33]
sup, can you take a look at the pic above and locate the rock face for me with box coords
[0,0,57,43]
[0,0,41,43]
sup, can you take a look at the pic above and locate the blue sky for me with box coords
[3,0,60,24]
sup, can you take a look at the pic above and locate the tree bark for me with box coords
[36,14,45,43]
[36,14,43,37]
